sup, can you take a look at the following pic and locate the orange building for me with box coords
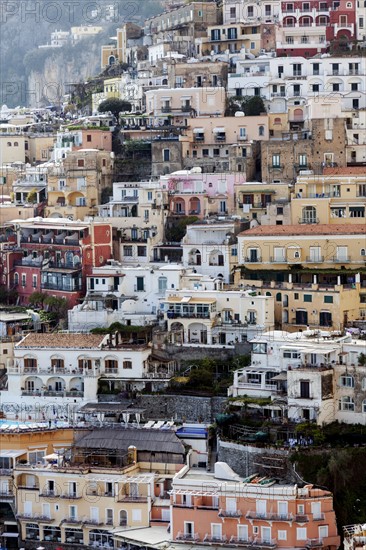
[171,463,340,548]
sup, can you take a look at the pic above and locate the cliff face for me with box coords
[27,43,101,108]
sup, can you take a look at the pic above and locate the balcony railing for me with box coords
[229,537,253,546]
[246,511,293,521]
[39,490,59,497]
[244,256,261,263]
[306,256,324,263]
[61,492,81,499]
[306,539,323,547]
[203,534,228,543]
[117,495,148,503]
[83,518,103,526]
[176,532,200,541]
[219,508,243,518]
[62,517,82,524]
[298,217,319,224]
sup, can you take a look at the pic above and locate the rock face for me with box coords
[27,45,101,108]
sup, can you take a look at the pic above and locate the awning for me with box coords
[112,526,171,544]
[213,127,225,133]
[0,449,27,458]
[193,127,204,133]
[271,372,287,381]
[1,533,19,538]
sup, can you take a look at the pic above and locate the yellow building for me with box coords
[291,168,366,225]
[13,427,185,547]
[25,134,55,164]
[236,224,366,331]
[46,149,114,220]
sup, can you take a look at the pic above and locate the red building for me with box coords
[3,218,113,307]
[278,0,356,57]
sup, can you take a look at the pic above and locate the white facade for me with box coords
[228,55,366,111]
[1,333,152,419]
[230,329,366,425]
[222,0,280,24]
[68,262,188,331]
[182,220,241,283]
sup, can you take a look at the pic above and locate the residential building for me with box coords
[12,165,48,206]
[182,218,248,283]
[236,224,366,330]
[2,330,155,418]
[6,217,113,307]
[145,87,226,123]
[234,180,290,222]
[222,0,281,25]
[164,284,274,345]
[229,329,366,424]
[68,262,187,331]
[144,2,219,57]
[290,169,366,225]
[96,180,168,263]
[196,22,265,57]
[261,118,347,183]
[70,25,103,41]
[170,461,340,548]
[160,169,245,219]
[101,22,143,68]
[180,115,268,177]
[14,428,185,548]
[46,148,114,219]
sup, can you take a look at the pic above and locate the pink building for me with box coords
[171,463,340,549]
[160,170,246,218]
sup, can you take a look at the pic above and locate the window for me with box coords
[299,154,307,167]
[158,277,167,293]
[238,525,249,542]
[32,274,37,288]
[123,360,132,369]
[124,246,133,257]
[350,207,365,218]
[351,82,359,91]
[258,126,264,136]
[239,127,247,140]
[137,246,146,257]
[339,375,354,387]
[302,206,317,224]
[336,246,348,261]
[294,84,301,96]
[319,525,328,539]
[362,399,366,413]
[304,294,312,302]
[286,36,294,43]
[77,159,84,167]
[300,380,310,398]
[252,343,267,354]
[293,63,302,76]
[136,276,144,292]
[332,83,340,92]
[324,296,333,303]
[361,249,366,256]
[272,154,280,168]
[278,531,287,540]
[339,396,355,411]
[21,274,26,287]
[163,149,170,162]
[297,528,307,540]
[353,99,359,109]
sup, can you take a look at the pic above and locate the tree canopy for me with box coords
[98,98,132,118]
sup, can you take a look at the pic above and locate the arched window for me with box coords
[361,377,366,391]
[339,374,354,388]
[108,55,115,66]
[14,272,19,286]
[339,396,354,411]
[276,292,282,302]
[258,125,265,136]
[274,117,281,125]
[361,248,366,256]
[7,142,12,147]
[363,399,366,413]
[14,141,19,146]
[119,510,127,526]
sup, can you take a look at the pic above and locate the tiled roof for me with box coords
[323,167,366,175]
[16,333,106,349]
[239,224,366,237]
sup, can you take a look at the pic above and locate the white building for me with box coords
[1,332,154,419]
[68,262,188,331]
[182,219,244,283]
[229,329,366,425]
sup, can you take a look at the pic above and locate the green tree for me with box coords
[98,98,132,119]
[26,188,38,203]
[28,291,47,309]
[44,296,68,320]
[242,96,266,116]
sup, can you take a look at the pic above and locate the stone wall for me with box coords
[217,438,295,481]
[135,394,227,423]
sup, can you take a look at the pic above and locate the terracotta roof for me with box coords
[16,333,105,349]
[323,167,366,175]
[239,224,366,237]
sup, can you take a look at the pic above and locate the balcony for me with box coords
[298,217,319,224]
[61,492,81,499]
[176,532,200,541]
[332,256,350,263]
[219,509,242,518]
[246,511,293,521]
[244,256,261,263]
[0,490,13,499]
[214,134,226,143]
[117,495,148,503]
[270,256,287,263]
[161,106,171,113]
[306,256,324,263]
[306,539,323,548]
[83,518,103,526]
[62,517,82,525]
[203,534,228,543]
[39,490,59,497]
[229,537,253,546]
[252,538,277,547]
